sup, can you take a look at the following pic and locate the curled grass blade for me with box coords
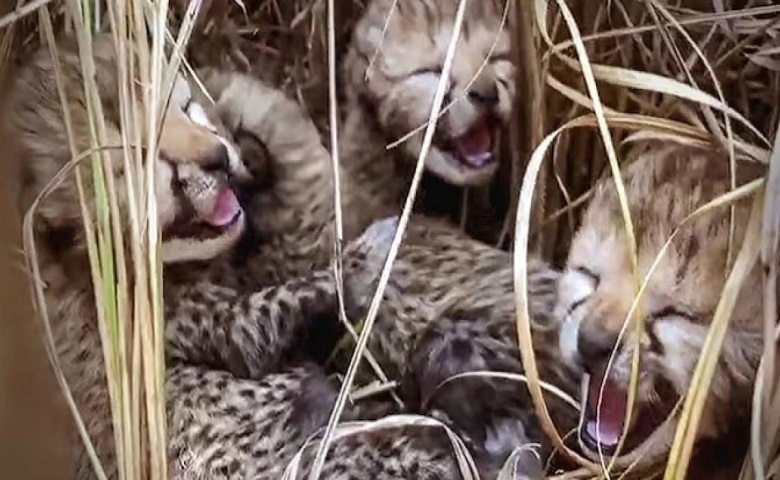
[285,414,480,480]
[538,1,642,472]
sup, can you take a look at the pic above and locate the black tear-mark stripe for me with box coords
[566,296,588,316]
[644,317,665,356]
[574,266,600,286]
[649,306,696,322]
[162,155,197,226]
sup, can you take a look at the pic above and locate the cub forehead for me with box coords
[568,143,761,313]
[353,0,510,65]
[580,145,736,246]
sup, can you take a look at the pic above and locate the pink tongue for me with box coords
[454,121,493,168]
[586,375,628,447]
[206,189,241,227]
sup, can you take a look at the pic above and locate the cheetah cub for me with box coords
[557,141,771,476]
[339,0,516,235]
[8,34,479,479]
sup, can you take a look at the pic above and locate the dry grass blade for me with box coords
[21,145,119,480]
[324,0,352,399]
[496,444,543,480]
[547,5,780,58]
[426,371,580,413]
[551,53,769,149]
[284,415,480,480]
[664,185,766,479]
[306,1,471,478]
[514,116,598,471]
[644,0,739,281]
[18,0,203,477]
[541,1,642,472]
[31,5,112,477]
[0,0,57,30]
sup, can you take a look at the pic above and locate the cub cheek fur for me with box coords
[153,161,178,229]
[655,319,762,405]
[558,311,582,369]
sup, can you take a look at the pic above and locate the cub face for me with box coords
[157,74,250,263]
[344,0,515,187]
[556,144,765,468]
[11,34,250,265]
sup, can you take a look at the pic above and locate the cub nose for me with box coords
[202,143,230,174]
[468,83,499,109]
[577,323,619,374]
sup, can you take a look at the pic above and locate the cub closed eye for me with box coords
[410,66,443,76]
[564,266,600,316]
[649,306,696,322]
[183,99,217,134]
[567,297,588,316]
[574,266,600,286]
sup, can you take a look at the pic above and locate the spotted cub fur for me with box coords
[556,142,772,476]
[200,70,579,475]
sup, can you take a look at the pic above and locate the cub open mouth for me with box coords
[164,188,243,241]
[580,366,678,456]
[441,116,496,170]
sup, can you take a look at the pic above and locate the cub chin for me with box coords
[556,141,769,475]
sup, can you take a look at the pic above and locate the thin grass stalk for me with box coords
[27,12,110,476]
[21,148,126,480]
[105,2,144,473]
[548,4,780,58]
[71,3,139,476]
[123,3,152,473]
[72,3,123,473]
[426,371,580,412]
[126,4,159,475]
[0,0,57,30]
[318,0,400,407]
[36,1,180,476]
[664,187,766,479]
[306,1,470,477]
[645,0,739,275]
[286,415,480,480]
[547,50,769,147]
[514,115,598,471]
[540,2,643,473]
[141,2,172,476]
[325,0,349,388]
[153,4,208,469]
